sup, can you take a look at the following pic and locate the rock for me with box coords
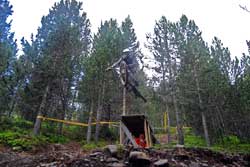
[84,158,90,162]
[104,145,118,157]
[124,161,129,165]
[201,163,209,167]
[12,146,22,151]
[107,162,126,167]
[154,159,169,167]
[220,156,233,165]
[174,154,189,161]
[129,151,151,167]
[106,157,119,163]
[179,162,188,167]
[176,144,184,148]
[40,161,59,167]
[89,152,103,157]
[91,148,103,153]
[189,162,199,167]
[129,151,147,159]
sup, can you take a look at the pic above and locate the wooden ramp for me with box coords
[120,114,158,147]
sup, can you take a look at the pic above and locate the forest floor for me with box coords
[0,141,250,167]
[1,118,250,166]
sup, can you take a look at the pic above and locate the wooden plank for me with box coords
[123,136,130,145]
[144,119,149,148]
[120,122,124,144]
[120,122,138,147]
[147,122,152,147]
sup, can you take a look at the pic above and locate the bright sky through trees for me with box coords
[9,0,250,57]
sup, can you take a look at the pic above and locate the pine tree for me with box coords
[146,16,183,144]
[18,0,91,134]
[175,15,211,146]
[0,0,17,115]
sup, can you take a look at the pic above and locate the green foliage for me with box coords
[0,0,17,115]
[41,122,86,141]
[219,135,240,145]
[0,129,70,151]
[12,117,33,129]
[81,140,108,151]
[155,128,250,153]
[185,135,206,147]
[0,117,33,131]
[41,134,69,144]
[0,131,36,150]
[212,144,250,154]
[0,117,71,151]
[19,0,91,122]
[210,135,250,153]
[99,126,118,141]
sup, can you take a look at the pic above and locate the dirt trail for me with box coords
[0,142,249,167]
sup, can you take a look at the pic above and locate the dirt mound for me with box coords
[0,143,249,167]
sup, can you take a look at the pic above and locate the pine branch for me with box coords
[239,4,250,13]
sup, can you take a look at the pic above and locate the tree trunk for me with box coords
[8,82,22,117]
[58,109,65,135]
[87,100,94,143]
[201,111,210,147]
[165,104,171,143]
[194,66,210,147]
[95,80,105,143]
[173,92,184,145]
[8,94,17,117]
[67,77,80,120]
[170,58,184,145]
[161,59,172,144]
[33,84,49,135]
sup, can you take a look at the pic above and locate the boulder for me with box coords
[107,162,126,167]
[106,157,119,163]
[129,151,151,167]
[153,159,169,167]
[104,145,118,157]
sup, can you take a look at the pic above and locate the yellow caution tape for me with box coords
[37,115,119,127]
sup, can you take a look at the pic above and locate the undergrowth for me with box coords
[155,127,250,154]
[0,117,69,151]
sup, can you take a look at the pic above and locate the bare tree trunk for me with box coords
[67,77,80,120]
[58,110,65,135]
[201,111,210,147]
[162,61,172,143]
[8,95,17,117]
[173,92,184,145]
[194,66,210,147]
[95,80,105,143]
[87,100,94,143]
[165,104,171,143]
[33,84,49,135]
[8,82,22,117]
[58,79,69,135]
[170,59,184,145]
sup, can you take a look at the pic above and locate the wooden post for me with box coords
[147,123,152,147]
[123,86,126,115]
[164,112,167,132]
[120,122,124,144]
[144,119,149,147]
[120,61,127,144]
